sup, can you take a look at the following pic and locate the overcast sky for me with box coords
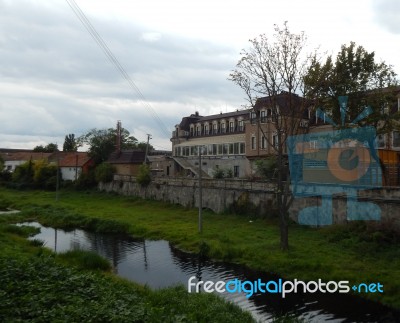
[0,0,399,151]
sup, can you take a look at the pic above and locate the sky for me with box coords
[0,0,399,151]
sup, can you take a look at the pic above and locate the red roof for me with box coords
[0,152,52,162]
[58,152,92,167]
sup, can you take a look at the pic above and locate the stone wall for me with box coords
[99,176,400,227]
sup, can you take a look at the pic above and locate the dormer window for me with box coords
[221,122,226,133]
[261,110,266,123]
[229,121,235,132]
[238,120,244,131]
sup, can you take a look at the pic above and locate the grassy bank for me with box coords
[0,220,257,322]
[0,187,399,310]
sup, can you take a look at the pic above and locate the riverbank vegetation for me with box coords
[0,188,399,310]
[0,216,256,322]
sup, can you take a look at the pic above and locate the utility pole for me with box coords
[55,150,60,201]
[198,146,203,233]
[144,134,152,164]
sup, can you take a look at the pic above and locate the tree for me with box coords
[304,42,399,132]
[136,164,151,186]
[78,127,137,165]
[63,134,78,152]
[95,163,115,183]
[33,143,59,152]
[229,22,318,250]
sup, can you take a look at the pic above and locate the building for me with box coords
[171,92,312,178]
[57,152,94,181]
[171,110,250,177]
[0,150,52,172]
[107,150,146,176]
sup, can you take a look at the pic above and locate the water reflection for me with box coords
[21,222,399,323]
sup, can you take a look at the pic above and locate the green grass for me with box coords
[1,187,399,309]
[0,218,255,322]
[0,255,255,322]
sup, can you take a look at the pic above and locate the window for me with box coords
[212,144,218,155]
[251,136,256,150]
[239,143,245,154]
[234,143,239,154]
[261,135,267,149]
[221,123,226,133]
[213,123,218,134]
[190,127,194,136]
[217,144,223,155]
[238,120,244,132]
[233,166,239,177]
[190,146,198,155]
[196,126,200,136]
[377,134,385,148]
[261,110,266,123]
[223,144,229,154]
[229,143,234,154]
[393,131,400,148]
[207,144,213,155]
[250,112,257,124]
[272,134,279,148]
[229,121,235,132]
[204,124,209,135]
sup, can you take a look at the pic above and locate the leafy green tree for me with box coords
[136,164,151,186]
[63,134,78,152]
[95,163,115,183]
[0,155,4,172]
[78,128,137,165]
[12,159,58,190]
[33,143,59,152]
[136,141,154,152]
[255,157,277,179]
[304,42,399,132]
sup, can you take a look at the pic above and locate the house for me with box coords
[107,150,146,176]
[57,152,94,181]
[147,151,174,177]
[171,92,312,178]
[171,110,250,177]
[0,150,52,172]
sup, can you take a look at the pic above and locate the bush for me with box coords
[75,169,97,190]
[136,164,151,186]
[11,159,59,190]
[95,163,115,183]
[212,168,225,179]
[255,157,277,179]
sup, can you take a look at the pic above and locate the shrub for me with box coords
[95,163,115,183]
[255,157,277,179]
[212,167,225,179]
[136,164,151,186]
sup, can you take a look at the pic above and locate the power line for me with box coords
[65,0,171,139]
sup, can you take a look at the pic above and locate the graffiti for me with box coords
[287,96,382,225]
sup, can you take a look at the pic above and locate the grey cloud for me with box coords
[0,1,245,149]
[372,0,400,34]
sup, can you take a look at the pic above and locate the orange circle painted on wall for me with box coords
[327,140,371,182]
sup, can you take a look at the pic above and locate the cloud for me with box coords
[0,0,244,149]
[141,32,162,43]
[372,0,400,34]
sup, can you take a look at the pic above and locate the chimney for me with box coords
[116,120,122,155]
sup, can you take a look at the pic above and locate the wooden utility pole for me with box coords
[144,134,152,164]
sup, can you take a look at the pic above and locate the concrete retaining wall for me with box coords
[99,177,400,227]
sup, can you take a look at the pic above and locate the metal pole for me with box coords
[198,146,203,233]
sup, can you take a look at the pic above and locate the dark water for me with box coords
[21,222,399,323]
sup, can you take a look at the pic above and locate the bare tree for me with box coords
[229,22,317,250]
